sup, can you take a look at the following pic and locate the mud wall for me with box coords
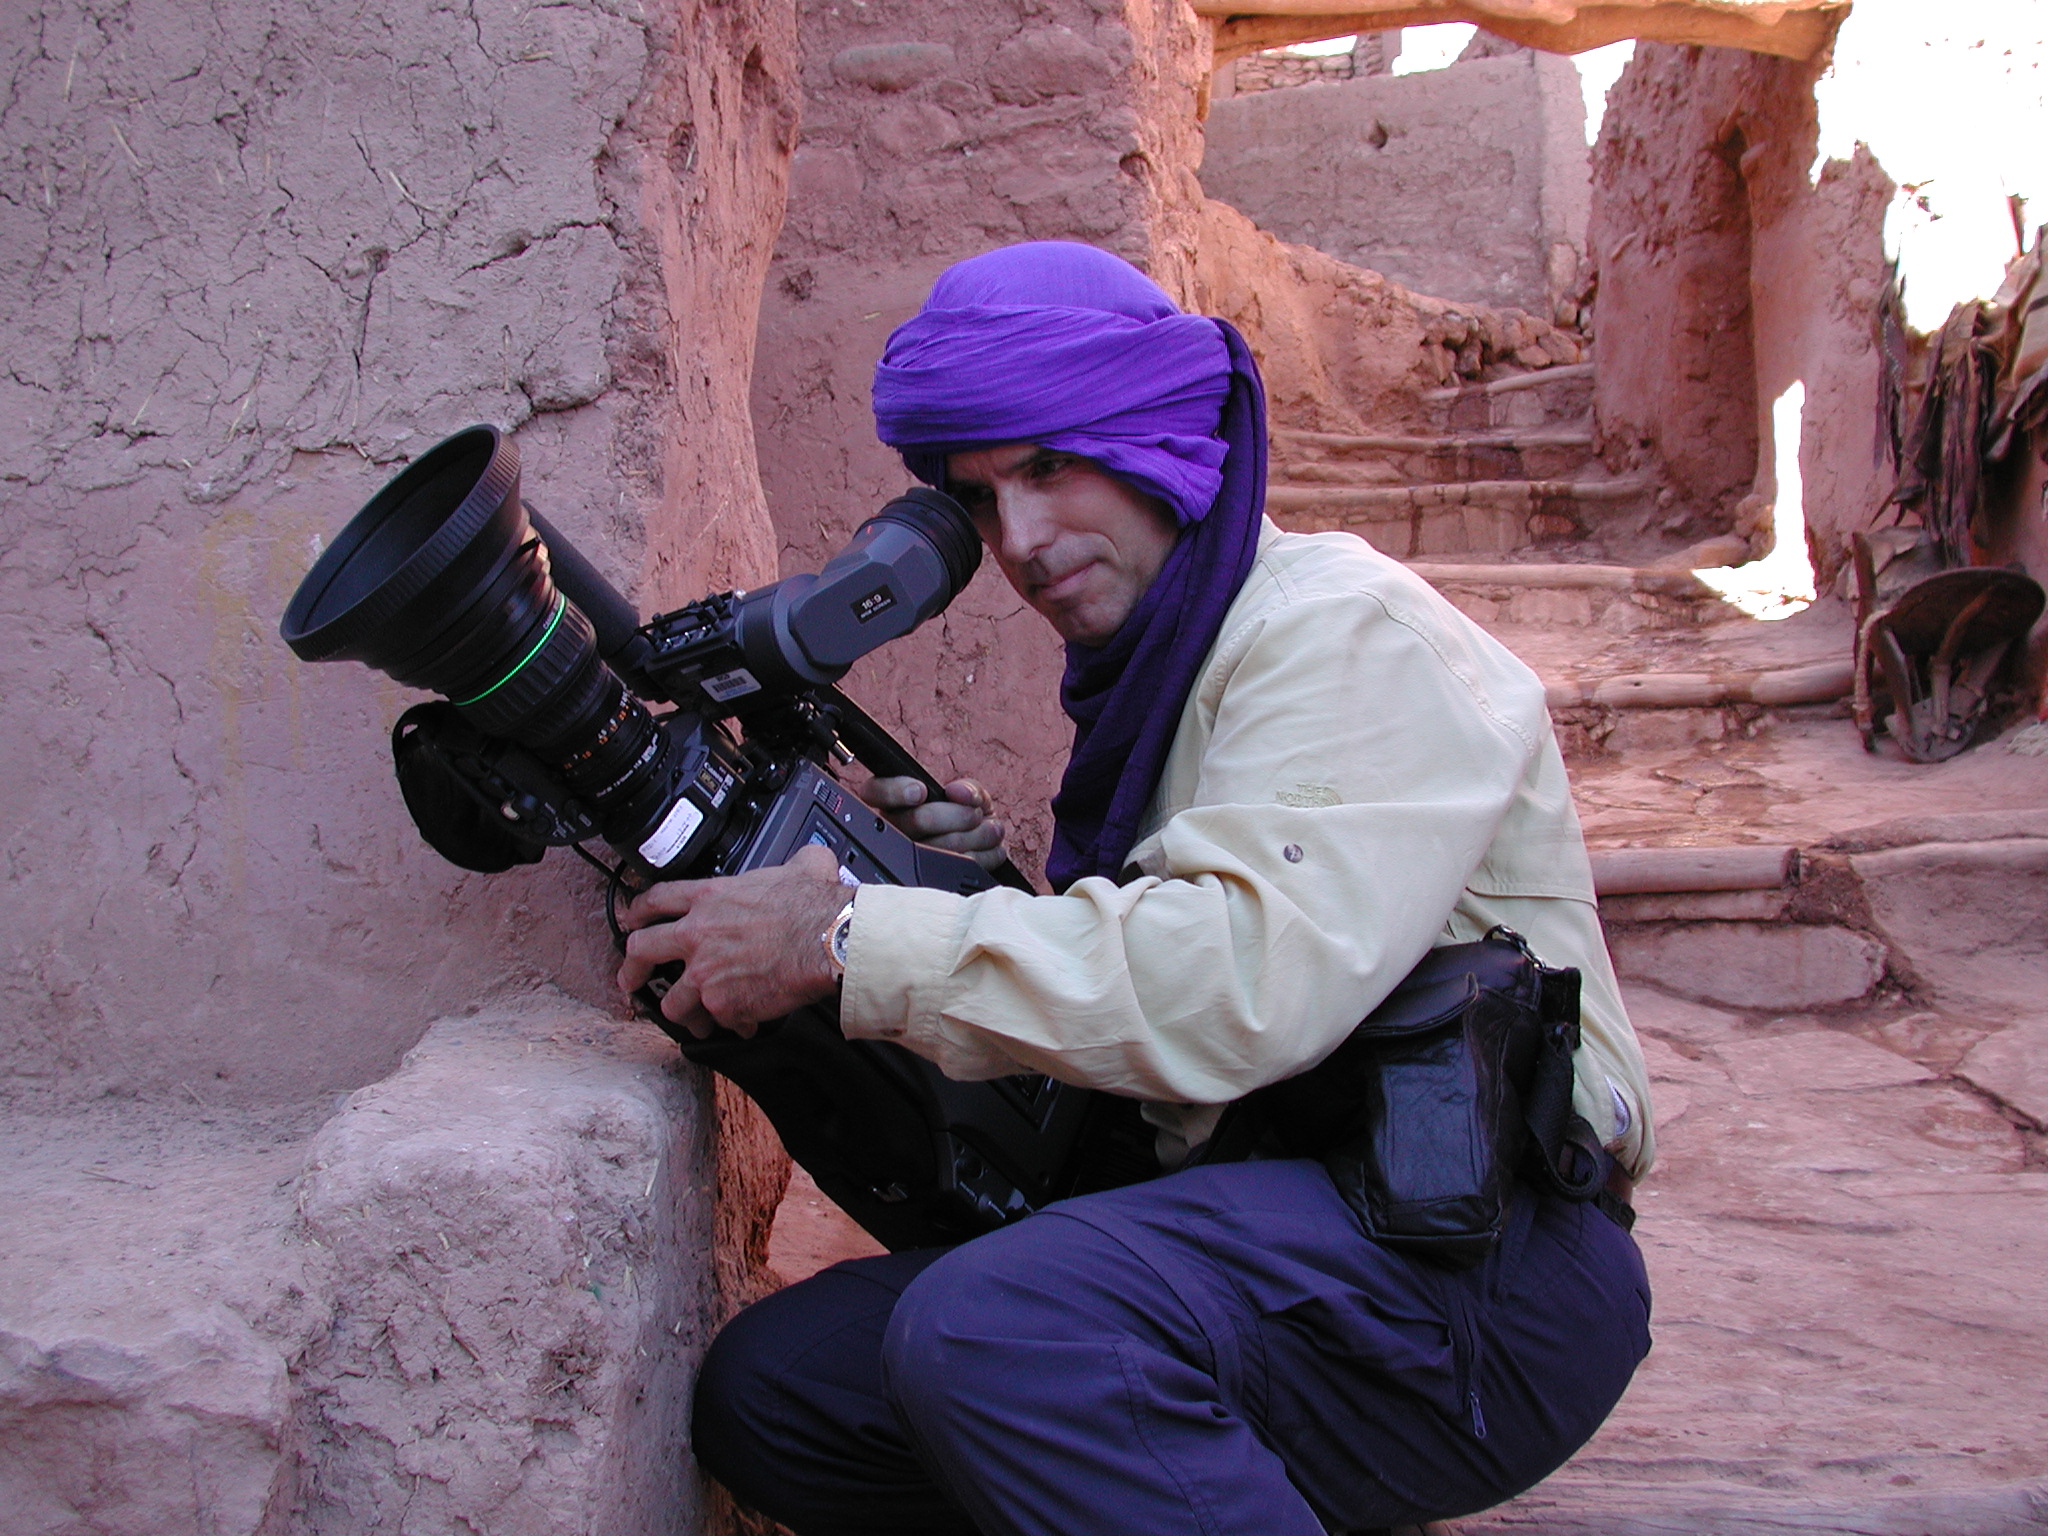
[1588,42,1890,575]
[750,0,1209,880]
[0,0,797,1104]
[1189,195,1590,436]
[1200,44,1590,316]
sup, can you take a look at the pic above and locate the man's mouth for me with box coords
[1033,562,1095,604]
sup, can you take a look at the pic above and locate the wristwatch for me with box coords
[821,898,856,981]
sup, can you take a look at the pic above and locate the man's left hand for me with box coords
[617,843,851,1038]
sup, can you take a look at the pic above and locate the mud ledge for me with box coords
[0,995,719,1536]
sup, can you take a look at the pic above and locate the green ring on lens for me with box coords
[452,593,567,707]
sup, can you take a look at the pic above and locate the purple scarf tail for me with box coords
[1047,324,1265,889]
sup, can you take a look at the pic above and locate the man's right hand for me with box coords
[860,776,1007,872]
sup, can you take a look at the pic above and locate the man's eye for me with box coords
[1028,454,1074,480]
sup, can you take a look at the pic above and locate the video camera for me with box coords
[281,424,1101,1251]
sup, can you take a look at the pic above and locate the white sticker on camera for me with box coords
[700,667,762,702]
[639,798,705,869]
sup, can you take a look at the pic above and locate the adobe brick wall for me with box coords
[1587,43,1891,575]
[1201,46,1590,316]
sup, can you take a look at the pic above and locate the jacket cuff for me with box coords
[839,884,971,1045]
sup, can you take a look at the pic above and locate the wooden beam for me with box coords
[1200,1,1849,68]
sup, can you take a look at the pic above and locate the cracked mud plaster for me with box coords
[0,0,799,1103]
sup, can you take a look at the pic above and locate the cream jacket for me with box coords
[842,522,1654,1178]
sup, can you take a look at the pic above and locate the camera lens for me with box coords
[281,426,687,858]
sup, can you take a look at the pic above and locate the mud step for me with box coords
[1271,427,1597,486]
[1423,361,1596,433]
[1420,360,1595,402]
[0,1001,711,1533]
[1268,479,1651,560]
[1406,560,1730,633]
[1588,820,2048,1017]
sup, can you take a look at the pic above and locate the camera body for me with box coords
[284,425,1101,1251]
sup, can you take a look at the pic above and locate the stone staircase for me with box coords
[1268,363,1650,563]
[1268,358,1860,761]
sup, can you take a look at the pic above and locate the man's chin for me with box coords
[1042,603,1127,648]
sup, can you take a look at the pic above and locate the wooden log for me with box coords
[1590,845,1797,895]
[1750,659,1857,705]
[1545,659,1854,710]
[1408,563,1714,597]
[1271,429,1595,455]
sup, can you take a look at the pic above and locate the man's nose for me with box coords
[992,484,1055,567]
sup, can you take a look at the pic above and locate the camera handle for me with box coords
[819,685,1036,895]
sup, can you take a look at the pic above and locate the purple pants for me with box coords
[693,1158,1649,1536]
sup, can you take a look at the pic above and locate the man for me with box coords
[617,242,1654,1536]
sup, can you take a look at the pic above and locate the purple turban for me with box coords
[870,242,1268,891]
[874,244,1232,525]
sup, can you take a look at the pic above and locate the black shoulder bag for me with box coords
[1198,927,1613,1269]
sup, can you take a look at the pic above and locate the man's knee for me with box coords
[878,1234,994,1423]
[880,1211,1183,1428]
[690,1288,790,1495]
[692,1253,942,1498]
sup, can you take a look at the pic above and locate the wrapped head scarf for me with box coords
[873,242,1268,891]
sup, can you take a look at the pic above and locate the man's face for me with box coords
[944,444,1180,647]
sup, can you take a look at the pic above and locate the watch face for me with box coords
[826,900,855,974]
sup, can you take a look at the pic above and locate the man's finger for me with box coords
[617,920,691,994]
[658,974,720,1039]
[620,880,705,930]
[900,800,987,839]
[783,842,845,877]
[928,818,1004,855]
[859,775,928,812]
[944,778,993,813]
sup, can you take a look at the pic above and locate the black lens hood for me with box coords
[281,425,523,665]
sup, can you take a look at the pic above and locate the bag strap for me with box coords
[1509,937,1607,1203]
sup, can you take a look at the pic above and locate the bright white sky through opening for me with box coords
[1693,382,1818,621]
[1815,0,2048,330]
[1392,24,1476,74]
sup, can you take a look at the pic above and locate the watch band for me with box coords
[821,898,856,979]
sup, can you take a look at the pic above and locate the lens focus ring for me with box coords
[456,598,597,738]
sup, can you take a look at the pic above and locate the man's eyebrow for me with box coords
[991,444,1051,476]
[948,444,1045,489]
